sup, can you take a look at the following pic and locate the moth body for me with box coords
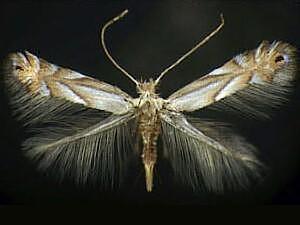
[135,79,163,191]
[3,10,297,193]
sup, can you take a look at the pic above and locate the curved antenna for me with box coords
[101,9,139,85]
[155,14,225,85]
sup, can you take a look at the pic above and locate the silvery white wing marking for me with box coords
[6,51,134,115]
[166,41,297,118]
[3,51,137,188]
[160,41,297,192]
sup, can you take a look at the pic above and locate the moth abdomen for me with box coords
[138,100,161,192]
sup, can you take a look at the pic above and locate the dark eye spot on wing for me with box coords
[275,55,285,64]
[15,65,23,71]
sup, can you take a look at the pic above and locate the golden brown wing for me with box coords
[5,51,133,114]
[166,41,297,116]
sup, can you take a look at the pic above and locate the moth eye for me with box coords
[274,55,285,64]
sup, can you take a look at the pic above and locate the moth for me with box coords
[3,9,297,193]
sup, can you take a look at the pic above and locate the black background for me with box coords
[0,0,300,205]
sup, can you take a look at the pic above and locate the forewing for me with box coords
[160,111,263,192]
[166,41,297,118]
[4,51,133,114]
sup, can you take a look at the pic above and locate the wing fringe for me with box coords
[24,114,136,188]
[207,82,293,119]
[3,57,137,188]
[161,114,264,192]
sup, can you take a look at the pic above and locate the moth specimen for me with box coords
[3,10,297,193]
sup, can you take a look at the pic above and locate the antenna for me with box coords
[101,9,139,85]
[155,14,225,85]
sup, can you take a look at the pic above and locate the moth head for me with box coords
[136,78,157,96]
